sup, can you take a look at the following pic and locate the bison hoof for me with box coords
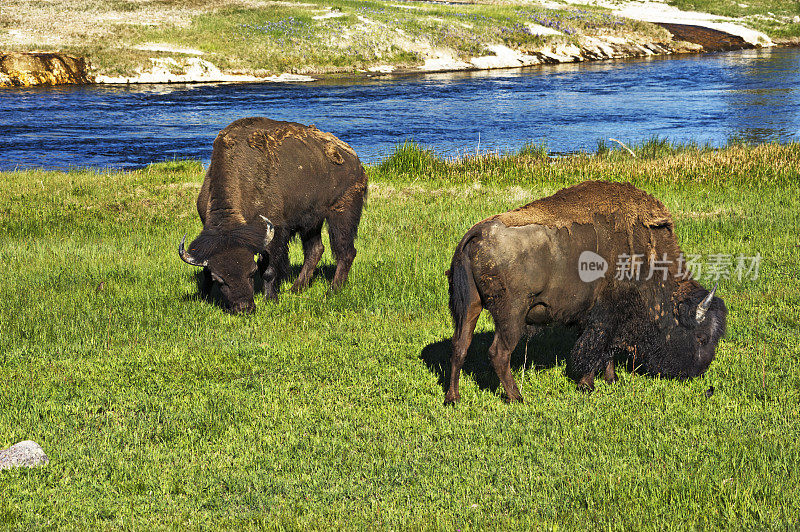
[444,391,460,405]
[503,394,524,404]
[263,290,279,302]
[577,382,595,393]
[330,280,347,292]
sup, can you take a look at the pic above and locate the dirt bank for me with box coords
[655,23,752,52]
[0,52,92,87]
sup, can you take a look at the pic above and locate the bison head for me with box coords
[643,284,727,379]
[179,216,275,314]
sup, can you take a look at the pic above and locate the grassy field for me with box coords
[667,0,800,39]
[1,142,799,528]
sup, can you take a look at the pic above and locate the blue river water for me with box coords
[1,47,799,170]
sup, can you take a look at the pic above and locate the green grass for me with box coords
[667,0,800,19]
[1,144,799,528]
[667,0,800,39]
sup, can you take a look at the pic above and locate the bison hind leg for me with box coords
[326,200,363,291]
[445,290,482,406]
[488,320,526,403]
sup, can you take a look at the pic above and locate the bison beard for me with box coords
[445,181,727,404]
[179,117,368,313]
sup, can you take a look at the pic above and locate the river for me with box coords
[1,47,798,170]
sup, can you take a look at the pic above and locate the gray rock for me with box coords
[0,440,49,471]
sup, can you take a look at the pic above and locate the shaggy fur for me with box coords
[445,181,728,404]
[188,223,270,260]
[181,117,368,313]
[494,181,672,230]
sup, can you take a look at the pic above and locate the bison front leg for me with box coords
[199,267,213,299]
[291,226,324,293]
[260,228,291,301]
[603,360,617,384]
[570,323,613,393]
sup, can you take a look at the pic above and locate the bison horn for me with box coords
[260,215,275,248]
[695,283,717,323]
[178,234,207,267]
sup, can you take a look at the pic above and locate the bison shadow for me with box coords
[181,263,338,310]
[420,327,580,395]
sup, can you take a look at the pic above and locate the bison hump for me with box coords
[494,180,674,233]
[242,121,355,166]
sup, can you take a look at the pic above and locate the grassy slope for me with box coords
[1,143,799,528]
[3,0,798,78]
[667,0,800,39]
[0,0,683,77]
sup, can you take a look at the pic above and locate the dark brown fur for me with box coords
[446,181,727,404]
[182,117,367,313]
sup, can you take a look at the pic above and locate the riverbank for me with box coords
[1,0,791,86]
[2,142,799,527]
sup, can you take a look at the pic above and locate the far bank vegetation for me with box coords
[1,0,670,77]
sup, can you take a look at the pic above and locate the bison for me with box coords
[445,181,727,404]
[179,117,368,313]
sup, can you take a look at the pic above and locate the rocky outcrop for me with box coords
[0,52,92,87]
[527,38,680,65]
[384,38,690,76]
[95,56,262,84]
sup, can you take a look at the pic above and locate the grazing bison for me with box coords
[445,181,727,404]
[179,117,368,313]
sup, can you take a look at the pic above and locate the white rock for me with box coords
[470,44,539,69]
[541,43,583,63]
[0,441,49,471]
[421,55,471,71]
[96,57,263,83]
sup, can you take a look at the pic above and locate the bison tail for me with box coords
[448,228,481,333]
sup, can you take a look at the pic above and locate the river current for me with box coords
[1,47,799,170]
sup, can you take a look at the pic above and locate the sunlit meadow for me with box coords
[1,141,798,528]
